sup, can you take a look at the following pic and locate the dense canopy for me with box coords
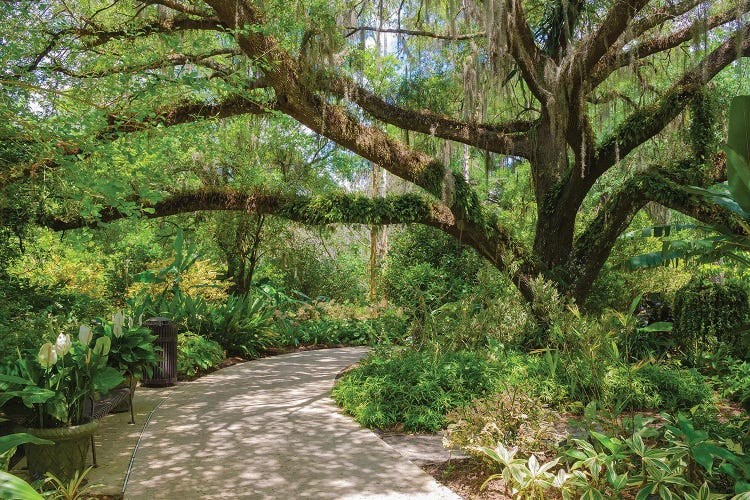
[1,0,749,306]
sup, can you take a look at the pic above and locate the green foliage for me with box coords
[92,319,159,380]
[176,332,225,379]
[716,358,750,412]
[600,365,712,412]
[0,470,45,500]
[0,331,123,428]
[445,385,561,458]
[673,275,749,363]
[132,288,278,357]
[204,293,278,357]
[0,276,108,360]
[557,412,750,497]
[43,465,96,500]
[332,348,497,432]
[381,226,481,313]
[478,442,567,498]
[264,236,365,303]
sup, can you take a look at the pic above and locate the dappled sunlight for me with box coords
[124,348,456,499]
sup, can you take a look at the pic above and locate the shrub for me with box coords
[381,226,481,313]
[332,348,497,432]
[673,275,749,363]
[445,386,562,458]
[177,332,225,379]
[204,293,279,357]
[601,364,713,412]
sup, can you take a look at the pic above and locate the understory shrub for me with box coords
[332,349,497,432]
[177,332,225,379]
[381,226,481,313]
[445,385,562,458]
[673,275,749,363]
[132,289,280,357]
[600,364,713,412]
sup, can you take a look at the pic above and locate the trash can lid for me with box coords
[144,317,173,326]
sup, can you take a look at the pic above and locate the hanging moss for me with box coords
[673,275,749,364]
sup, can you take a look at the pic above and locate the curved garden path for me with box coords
[124,347,459,499]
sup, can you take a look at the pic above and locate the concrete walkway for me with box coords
[124,348,459,499]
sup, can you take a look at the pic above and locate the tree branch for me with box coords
[77,17,226,47]
[591,1,750,88]
[140,0,215,18]
[571,0,649,81]
[592,22,750,182]
[48,49,242,78]
[505,0,550,103]
[31,185,540,302]
[317,74,534,157]
[568,164,745,301]
[343,26,485,41]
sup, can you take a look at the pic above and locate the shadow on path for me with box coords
[124,348,458,499]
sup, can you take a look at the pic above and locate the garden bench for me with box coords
[87,387,134,467]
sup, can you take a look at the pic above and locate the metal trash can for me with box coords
[141,317,178,387]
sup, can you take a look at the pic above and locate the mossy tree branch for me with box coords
[31,186,539,301]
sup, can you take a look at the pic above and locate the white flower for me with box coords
[54,333,71,356]
[79,325,92,345]
[127,315,133,329]
[113,311,124,338]
[38,343,58,368]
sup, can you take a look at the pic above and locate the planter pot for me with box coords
[24,420,99,482]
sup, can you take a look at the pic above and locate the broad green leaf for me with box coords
[637,322,673,333]
[93,366,124,393]
[0,433,52,454]
[728,96,750,164]
[0,374,34,386]
[725,146,750,214]
[0,470,45,499]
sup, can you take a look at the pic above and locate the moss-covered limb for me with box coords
[568,166,750,302]
[316,73,534,158]
[585,23,750,193]
[567,175,651,302]
[35,188,452,230]
[33,181,540,300]
[591,1,750,88]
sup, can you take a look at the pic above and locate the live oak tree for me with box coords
[1,0,749,308]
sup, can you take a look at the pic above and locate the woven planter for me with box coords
[24,420,99,481]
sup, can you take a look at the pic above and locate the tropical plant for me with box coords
[0,328,123,428]
[445,385,561,458]
[204,293,278,357]
[176,332,225,379]
[0,470,44,500]
[43,466,97,500]
[560,412,750,497]
[625,96,750,270]
[478,442,568,499]
[92,312,159,380]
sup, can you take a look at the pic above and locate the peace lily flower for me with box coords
[112,311,124,338]
[79,325,92,345]
[54,333,72,356]
[38,343,57,368]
